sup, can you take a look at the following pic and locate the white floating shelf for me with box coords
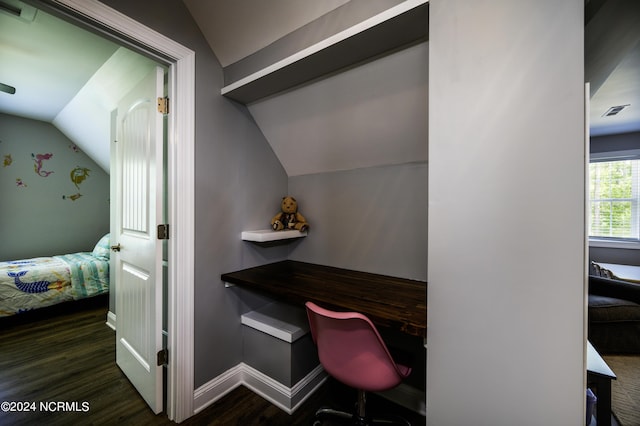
[241,229,307,242]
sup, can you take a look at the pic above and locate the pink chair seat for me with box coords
[305,301,412,392]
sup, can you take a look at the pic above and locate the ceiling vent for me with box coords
[602,104,630,117]
[0,0,36,22]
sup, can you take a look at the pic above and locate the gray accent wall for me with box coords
[590,130,640,154]
[590,246,640,266]
[289,163,427,281]
[0,113,110,261]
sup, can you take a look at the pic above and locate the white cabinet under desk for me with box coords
[240,301,326,413]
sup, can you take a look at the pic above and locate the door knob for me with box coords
[111,243,121,252]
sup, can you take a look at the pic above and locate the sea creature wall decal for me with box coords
[62,193,83,201]
[32,153,54,177]
[70,166,91,189]
[2,154,11,167]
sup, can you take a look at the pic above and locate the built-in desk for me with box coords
[222,260,427,338]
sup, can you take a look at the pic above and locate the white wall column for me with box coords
[427,1,585,425]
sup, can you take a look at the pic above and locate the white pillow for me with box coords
[92,234,110,259]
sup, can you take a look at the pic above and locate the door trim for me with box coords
[51,0,195,421]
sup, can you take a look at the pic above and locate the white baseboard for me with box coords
[105,311,116,331]
[193,364,245,414]
[242,364,327,414]
[193,363,327,415]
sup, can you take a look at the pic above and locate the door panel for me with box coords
[114,66,164,414]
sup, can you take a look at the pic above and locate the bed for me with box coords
[0,234,110,317]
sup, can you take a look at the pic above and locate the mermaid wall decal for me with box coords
[32,152,54,177]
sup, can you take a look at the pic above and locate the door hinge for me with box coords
[157,97,169,114]
[157,224,170,240]
[157,349,169,366]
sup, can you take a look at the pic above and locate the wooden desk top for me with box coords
[222,260,427,338]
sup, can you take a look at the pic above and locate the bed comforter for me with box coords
[0,252,109,317]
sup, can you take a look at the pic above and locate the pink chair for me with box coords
[305,301,412,425]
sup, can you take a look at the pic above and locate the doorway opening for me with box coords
[29,0,195,421]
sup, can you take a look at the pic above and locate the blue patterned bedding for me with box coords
[0,252,109,317]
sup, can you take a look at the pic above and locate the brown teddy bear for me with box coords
[271,196,309,232]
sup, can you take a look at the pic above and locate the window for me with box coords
[589,156,640,242]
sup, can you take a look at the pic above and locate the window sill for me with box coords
[589,239,640,250]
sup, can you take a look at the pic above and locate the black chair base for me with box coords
[312,407,411,425]
[312,390,411,426]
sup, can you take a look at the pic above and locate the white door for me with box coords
[113,66,165,414]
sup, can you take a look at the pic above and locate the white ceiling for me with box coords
[0,0,638,175]
[589,41,640,137]
[586,0,640,137]
[0,0,119,122]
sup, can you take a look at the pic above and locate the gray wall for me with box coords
[590,131,640,154]
[244,35,428,282]
[0,113,109,261]
[590,246,640,266]
[98,0,289,388]
[289,163,427,281]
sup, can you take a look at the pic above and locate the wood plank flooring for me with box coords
[0,299,426,425]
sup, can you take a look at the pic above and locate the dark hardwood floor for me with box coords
[0,299,426,425]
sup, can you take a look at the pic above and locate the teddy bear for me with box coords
[271,196,309,232]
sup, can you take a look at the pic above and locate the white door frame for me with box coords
[52,0,195,421]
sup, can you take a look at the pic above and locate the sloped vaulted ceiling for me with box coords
[247,41,428,176]
[182,0,351,67]
[0,1,118,123]
[0,1,157,173]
